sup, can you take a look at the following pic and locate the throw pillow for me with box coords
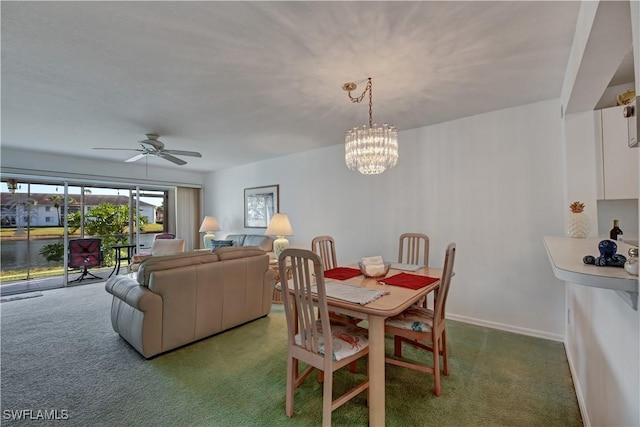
[209,240,233,251]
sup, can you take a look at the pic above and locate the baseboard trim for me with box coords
[447,313,564,342]
[564,338,590,427]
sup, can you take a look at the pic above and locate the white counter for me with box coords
[544,236,638,310]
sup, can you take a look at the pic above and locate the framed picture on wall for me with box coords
[244,185,279,228]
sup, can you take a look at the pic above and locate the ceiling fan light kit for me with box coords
[343,77,398,175]
[93,134,202,166]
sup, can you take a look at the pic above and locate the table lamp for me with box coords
[199,216,221,249]
[265,213,294,259]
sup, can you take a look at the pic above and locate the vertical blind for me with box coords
[175,187,201,251]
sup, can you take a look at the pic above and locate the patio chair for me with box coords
[154,233,176,240]
[68,238,102,283]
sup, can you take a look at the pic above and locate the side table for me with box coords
[109,244,136,277]
[269,259,291,304]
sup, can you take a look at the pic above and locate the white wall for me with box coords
[205,99,566,339]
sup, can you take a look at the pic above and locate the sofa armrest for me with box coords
[105,275,161,312]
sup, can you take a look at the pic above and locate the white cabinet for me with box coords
[596,105,639,200]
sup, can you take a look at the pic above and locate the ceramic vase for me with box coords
[567,212,590,238]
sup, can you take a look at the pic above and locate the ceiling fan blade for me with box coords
[157,152,187,165]
[93,147,143,152]
[162,149,202,158]
[125,153,147,163]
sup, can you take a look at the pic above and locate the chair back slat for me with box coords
[311,236,337,271]
[433,243,456,325]
[280,249,332,357]
[398,233,429,266]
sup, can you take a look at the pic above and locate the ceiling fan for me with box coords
[94,134,202,166]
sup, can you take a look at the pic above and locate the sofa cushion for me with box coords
[213,246,267,261]
[225,234,246,247]
[137,251,219,286]
[242,235,273,252]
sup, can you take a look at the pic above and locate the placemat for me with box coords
[378,273,439,290]
[324,267,362,280]
[312,281,389,305]
[390,262,423,272]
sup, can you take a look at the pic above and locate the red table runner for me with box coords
[324,267,362,280]
[378,273,439,290]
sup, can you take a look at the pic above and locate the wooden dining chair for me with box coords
[384,242,456,397]
[279,248,369,425]
[311,235,338,271]
[398,233,430,267]
[311,235,359,328]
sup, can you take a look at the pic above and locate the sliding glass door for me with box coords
[1,177,171,293]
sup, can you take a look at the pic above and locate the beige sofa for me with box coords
[224,234,274,259]
[105,246,274,358]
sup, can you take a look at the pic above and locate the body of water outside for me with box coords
[1,235,156,272]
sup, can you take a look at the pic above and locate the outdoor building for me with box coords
[0,193,156,229]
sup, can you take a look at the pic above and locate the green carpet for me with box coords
[0,282,582,426]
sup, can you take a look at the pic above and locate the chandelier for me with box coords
[343,77,398,175]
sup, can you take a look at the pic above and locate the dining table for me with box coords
[282,264,443,427]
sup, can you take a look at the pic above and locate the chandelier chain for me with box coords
[346,77,374,128]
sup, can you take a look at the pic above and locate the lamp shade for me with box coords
[265,213,293,236]
[199,216,221,233]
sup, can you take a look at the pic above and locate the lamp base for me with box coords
[273,236,290,260]
[203,232,216,249]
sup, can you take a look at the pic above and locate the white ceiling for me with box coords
[1,1,629,173]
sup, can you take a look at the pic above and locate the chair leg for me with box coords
[286,356,296,417]
[85,269,101,280]
[433,335,441,397]
[322,370,333,427]
[394,336,403,357]
[441,330,449,376]
[68,266,102,284]
[68,267,89,283]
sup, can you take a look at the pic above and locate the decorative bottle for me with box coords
[609,219,623,241]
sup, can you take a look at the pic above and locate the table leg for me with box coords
[368,315,385,426]
[109,260,119,277]
[109,249,121,278]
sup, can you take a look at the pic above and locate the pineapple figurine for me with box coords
[567,201,590,238]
